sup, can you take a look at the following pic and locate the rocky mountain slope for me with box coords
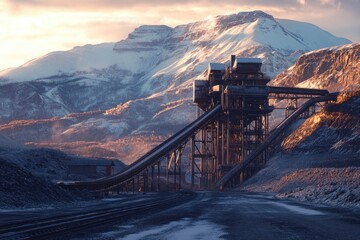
[281,92,360,154]
[271,43,360,91]
[0,11,351,163]
[242,92,360,208]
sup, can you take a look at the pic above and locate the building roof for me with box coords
[208,63,226,71]
[236,58,262,64]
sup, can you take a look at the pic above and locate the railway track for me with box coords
[0,192,195,240]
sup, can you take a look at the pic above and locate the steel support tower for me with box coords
[192,56,272,188]
[63,55,330,193]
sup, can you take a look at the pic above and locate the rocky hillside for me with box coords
[0,159,75,208]
[242,44,360,209]
[243,92,360,208]
[282,92,360,154]
[0,141,126,207]
[271,43,360,91]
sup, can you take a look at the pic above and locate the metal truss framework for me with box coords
[118,144,186,193]
[115,88,332,192]
[63,57,334,193]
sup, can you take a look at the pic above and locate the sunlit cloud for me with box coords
[297,0,306,5]
[1,0,359,71]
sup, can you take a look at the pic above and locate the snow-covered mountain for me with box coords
[0,11,350,122]
[271,43,360,91]
[0,11,351,163]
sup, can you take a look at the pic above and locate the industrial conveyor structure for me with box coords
[215,94,337,189]
[62,105,222,192]
[62,55,336,192]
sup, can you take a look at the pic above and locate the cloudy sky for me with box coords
[1,0,359,71]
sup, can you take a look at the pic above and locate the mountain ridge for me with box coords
[0,11,352,162]
[271,43,360,91]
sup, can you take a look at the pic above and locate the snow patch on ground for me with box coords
[242,154,360,209]
[275,168,360,208]
[0,206,54,213]
[117,218,225,240]
[270,202,324,215]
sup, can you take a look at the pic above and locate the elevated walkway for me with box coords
[268,86,328,96]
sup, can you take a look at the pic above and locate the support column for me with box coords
[226,116,230,165]
[151,165,155,192]
[174,153,177,191]
[178,152,182,191]
[132,178,135,194]
[157,161,161,192]
[166,155,170,191]
[216,119,221,180]
[191,135,195,188]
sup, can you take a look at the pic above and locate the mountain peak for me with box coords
[1,10,350,85]
[224,10,274,21]
[214,10,274,29]
[115,24,173,51]
[129,25,173,37]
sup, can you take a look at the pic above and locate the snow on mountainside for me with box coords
[0,133,25,149]
[0,12,349,85]
[0,11,350,123]
[271,43,360,91]
[0,11,351,163]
